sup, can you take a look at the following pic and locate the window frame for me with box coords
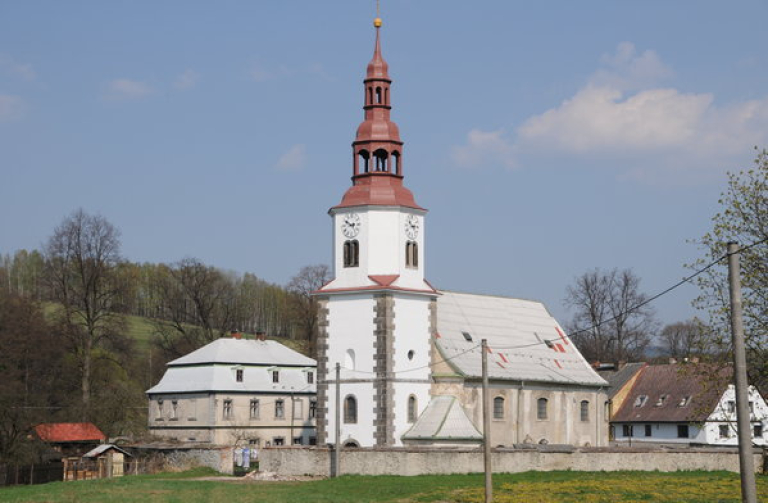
[537,397,548,420]
[275,399,285,419]
[250,399,260,419]
[493,396,505,420]
[223,399,233,420]
[344,395,358,424]
[580,400,589,422]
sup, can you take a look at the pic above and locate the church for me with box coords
[313,16,608,448]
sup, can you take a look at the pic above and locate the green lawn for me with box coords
[1,469,766,503]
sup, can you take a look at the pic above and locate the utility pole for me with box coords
[481,339,492,503]
[727,241,757,503]
[333,362,341,478]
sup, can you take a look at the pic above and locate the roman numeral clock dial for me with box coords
[405,215,419,239]
[342,213,361,238]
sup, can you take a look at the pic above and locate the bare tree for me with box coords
[287,264,329,357]
[43,209,128,421]
[152,258,238,359]
[564,268,656,363]
[659,319,712,360]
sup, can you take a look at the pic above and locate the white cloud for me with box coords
[275,144,307,171]
[105,79,153,100]
[451,129,515,169]
[174,69,199,90]
[451,42,768,181]
[0,94,24,121]
[0,54,36,81]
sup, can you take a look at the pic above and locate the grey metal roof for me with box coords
[402,396,482,441]
[435,291,607,387]
[168,338,315,367]
[82,444,132,458]
[147,338,316,395]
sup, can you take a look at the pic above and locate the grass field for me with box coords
[1,469,766,503]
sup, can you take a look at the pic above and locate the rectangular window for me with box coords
[188,398,197,421]
[622,425,633,437]
[754,424,763,438]
[727,401,736,414]
[236,369,244,382]
[223,399,233,419]
[293,437,303,445]
[250,399,260,419]
[309,436,317,446]
[156,399,164,420]
[293,399,304,420]
[275,399,284,419]
[677,424,689,438]
[307,371,314,384]
[580,401,589,422]
[537,398,548,420]
[720,424,730,438]
[644,424,652,437]
[749,401,754,414]
[170,399,178,420]
[309,399,317,419]
[272,371,280,383]
[273,437,284,446]
[493,397,504,419]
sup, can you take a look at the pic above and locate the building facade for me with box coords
[147,334,317,447]
[315,17,608,448]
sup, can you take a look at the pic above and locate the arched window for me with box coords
[368,87,373,105]
[493,396,505,419]
[406,241,418,268]
[384,88,389,105]
[373,149,388,172]
[344,395,357,424]
[580,400,590,422]
[537,398,548,420]
[343,240,359,268]
[392,151,400,175]
[345,349,356,370]
[358,150,370,174]
[408,395,417,423]
[376,86,382,104]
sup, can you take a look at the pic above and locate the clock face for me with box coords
[342,213,361,238]
[405,214,419,239]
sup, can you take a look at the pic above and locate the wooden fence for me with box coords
[0,462,64,487]
[0,458,164,487]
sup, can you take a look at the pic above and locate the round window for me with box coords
[407,350,415,360]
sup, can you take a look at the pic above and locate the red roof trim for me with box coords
[368,274,400,287]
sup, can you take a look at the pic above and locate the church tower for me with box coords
[315,16,436,447]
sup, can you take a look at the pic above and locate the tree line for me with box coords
[0,209,328,463]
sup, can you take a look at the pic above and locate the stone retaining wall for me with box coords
[128,444,234,475]
[260,446,764,477]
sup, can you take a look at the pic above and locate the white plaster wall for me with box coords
[325,294,376,447]
[614,423,703,444]
[391,294,432,445]
[703,385,768,446]
[329,207,426,290]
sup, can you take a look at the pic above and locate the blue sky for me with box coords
[2,1,767,328]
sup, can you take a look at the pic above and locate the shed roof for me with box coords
[612,364,732,423]
[35,423,105,443]
[435,291,607,387]
[168,338,315,367]
[402,396,482,441]
[82,444,132,458]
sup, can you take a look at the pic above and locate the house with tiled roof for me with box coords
[34,422,105,457]
[611,363,768,446]
[147,332,317,448]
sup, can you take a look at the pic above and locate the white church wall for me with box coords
[391,294,432,445]
[324,293,376,447]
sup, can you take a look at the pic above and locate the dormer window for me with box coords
[307,371,314,384]
[343,240,359,267]
[272,370,280,383]
[655,394,668,407]
[678,396,691,407]
[634,395,648,407]
[236,369,244,382]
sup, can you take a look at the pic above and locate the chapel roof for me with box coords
[435,291,607,387]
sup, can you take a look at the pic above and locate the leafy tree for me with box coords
[564,268,657,363]
[691,147,768,389]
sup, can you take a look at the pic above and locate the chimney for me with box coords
[231,330,242,340]
[256,329,266,341]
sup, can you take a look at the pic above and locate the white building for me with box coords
[313,18,608,449]
[611,363,768,446]
[147,333,317,447]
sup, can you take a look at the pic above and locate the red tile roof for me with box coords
[35,423,106,443]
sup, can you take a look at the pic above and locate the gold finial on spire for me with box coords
[374,0,382,27]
